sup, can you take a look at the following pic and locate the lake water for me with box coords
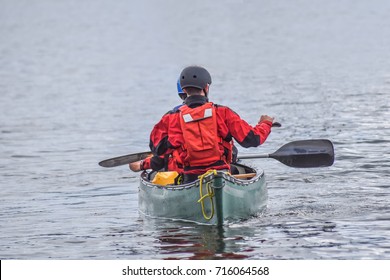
[1,0,389,260]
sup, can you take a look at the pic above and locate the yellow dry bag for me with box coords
[151,171,180,186]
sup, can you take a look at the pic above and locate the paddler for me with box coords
[149,66,275,183]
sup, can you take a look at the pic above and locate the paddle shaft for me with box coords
[238,154,270,159]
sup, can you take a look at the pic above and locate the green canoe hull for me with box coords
[138,164,268,226]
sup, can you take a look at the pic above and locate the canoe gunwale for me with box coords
[140,168,265,190]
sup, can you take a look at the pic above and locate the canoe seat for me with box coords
[232,173,257,180]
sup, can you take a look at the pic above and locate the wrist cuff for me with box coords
[140,160,144,170]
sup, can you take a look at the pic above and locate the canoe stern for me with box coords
[138,166,267,226]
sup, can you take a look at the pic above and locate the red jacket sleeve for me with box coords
[216,106,272,148]
[149,113,170,155]
[142,157,151,169]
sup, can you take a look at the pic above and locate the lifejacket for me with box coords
[179,102,232,168]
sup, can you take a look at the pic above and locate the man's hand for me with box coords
[259,115,274,123]
[129,161,142,172]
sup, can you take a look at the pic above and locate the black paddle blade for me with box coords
[98,151,152,168]
[270,139,334,168]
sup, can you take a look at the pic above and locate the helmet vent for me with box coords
[193,75,197,78]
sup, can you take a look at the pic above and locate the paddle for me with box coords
[99,122,282,168]
[99,151,152,168]
[237,139,334,168]
[99,139,334,168]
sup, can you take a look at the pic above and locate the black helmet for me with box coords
[179,66,212,90]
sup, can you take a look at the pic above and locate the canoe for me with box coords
[138,163,268,226]
[99,139,334,225]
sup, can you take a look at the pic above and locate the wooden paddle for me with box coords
[99,139,334,168]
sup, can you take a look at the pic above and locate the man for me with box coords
[149,66,275,183]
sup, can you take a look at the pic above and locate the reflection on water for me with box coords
[106,212,390,260]
[111,218,259,260]
[151,223,252,260]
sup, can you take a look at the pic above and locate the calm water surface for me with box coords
[1,0,390,259]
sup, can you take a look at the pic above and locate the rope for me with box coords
[197,170,217,221]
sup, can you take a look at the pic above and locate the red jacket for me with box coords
[141,152,183,173]
[150,95,272,174]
